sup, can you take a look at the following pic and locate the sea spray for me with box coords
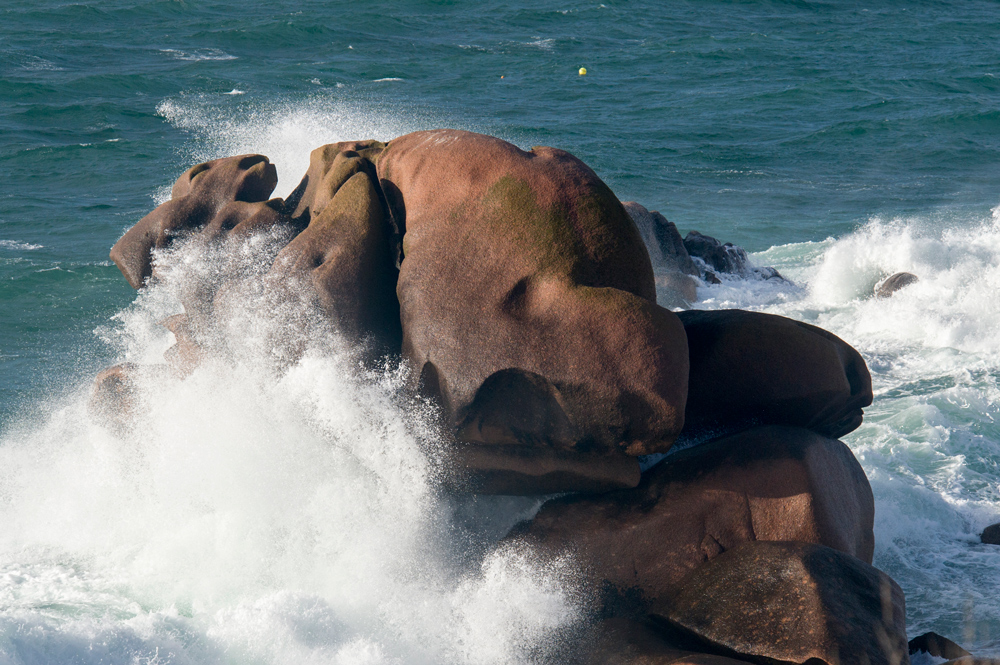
[0,231,587,665]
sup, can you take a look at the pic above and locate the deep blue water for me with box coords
[2,2,1000,663]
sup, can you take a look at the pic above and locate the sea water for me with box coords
[2,1,999,662]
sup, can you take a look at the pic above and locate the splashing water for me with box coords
[0,228,587,665]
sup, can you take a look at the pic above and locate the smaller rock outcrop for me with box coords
[622,201,701,308]
[875,271,919,298]
[909,632,972,660]
[111,154,288,289]
[678,309,873,439]
[683,230,750,275]
[981,522,1000,545]
[682,230,786,284]
[650,541,910,665]
[621,202,699,276]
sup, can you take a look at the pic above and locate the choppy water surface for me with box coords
[2,1,1000,662]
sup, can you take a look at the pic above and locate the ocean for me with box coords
[1,1,999,663]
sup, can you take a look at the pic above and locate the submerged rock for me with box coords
[679,309,873,439]
[875,271,919,298]
[512,426,874,608]
[981,522,1000,545]
[379,129,689,459]
[651,541,910,665]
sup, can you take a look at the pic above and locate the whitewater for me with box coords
[2,96,1000,664]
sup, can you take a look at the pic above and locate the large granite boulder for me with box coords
[377,129,689,461]
[650,541,909,665]
[678,309,872,439]
[513,426,874,607]
[268,141,401,354]
[110,154,287,288]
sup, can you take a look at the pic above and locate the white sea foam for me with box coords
[0,239,43,251]
[0,232,585,665]
[160,49,237,62]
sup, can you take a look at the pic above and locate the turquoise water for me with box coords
[2,2,1000,663]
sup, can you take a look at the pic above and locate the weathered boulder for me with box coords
[621,202,698,276]
[269,141,401,354]
[650,541,909,665]
[111,154,286,288]
[875,272,918,298]
[513,426,874,607]
[909,632,971,660]
[377,129,689,459]
[678,309,872,439]
[981,522,1000,545]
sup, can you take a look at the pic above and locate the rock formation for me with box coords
[98,129,910,665]
[875,271,919,298]
[982,522,1000,545]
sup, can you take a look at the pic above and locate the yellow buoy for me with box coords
[578,67,587,76]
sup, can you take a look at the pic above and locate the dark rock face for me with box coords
[982,522,1000,545]
[269,141,401,355]
[683,231,749,276]
[650,541,910,665]
[586,618,755,665]
[110,154,285,288]
[875,272,919,298]
[377,129,689,457]
[621,202,699,276]
[514,426,874,607]
[679,309,873,439]
[909,632,972,660]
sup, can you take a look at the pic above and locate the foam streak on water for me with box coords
[677,211,1000,653]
